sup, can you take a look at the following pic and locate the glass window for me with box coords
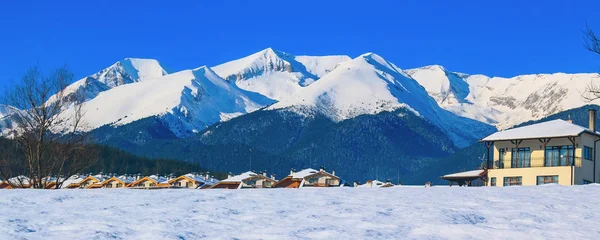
[498,149,505,168]
[545,146,574,166]
[583,146,593,161]
[490,177,496,186]
[503,176,522,186]
[537,175,558,185]
[511,148,531,168]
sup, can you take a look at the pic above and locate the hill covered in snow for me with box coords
[1,185,599,239]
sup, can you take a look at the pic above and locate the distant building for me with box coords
[78,174,109,189]
[62,175,88,189]
[99,175,136,188]
[274,168,341,188]
[355,179,394,188]
[128,175,170,189]
[440,170,486,186]
[169,173,218,189]
[211,171,277,189]
[481,109,600,186]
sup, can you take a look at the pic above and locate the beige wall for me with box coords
[488,166,572,186]
[103,180,124,188]
[173,179,197,188]
[304,174,340,186]
[241,177,275,188]
[489,133,599,186]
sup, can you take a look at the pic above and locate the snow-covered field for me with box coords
[1,185,599,240]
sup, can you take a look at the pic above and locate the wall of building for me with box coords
[488,166,572,186]
[304,173,340,187]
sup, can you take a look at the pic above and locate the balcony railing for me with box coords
[490,157,583,169]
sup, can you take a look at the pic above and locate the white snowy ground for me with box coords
[1,185,599,240]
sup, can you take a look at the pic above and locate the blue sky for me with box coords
[1,0,599,95]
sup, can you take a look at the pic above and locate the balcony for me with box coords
[491,157,583,169]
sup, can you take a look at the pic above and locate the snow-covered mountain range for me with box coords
[406,65,600,129]
[2,48,599,148]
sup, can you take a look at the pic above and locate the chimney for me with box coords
[367,180,373,188]
[270,174,276,180]
[205,172,210,180]
[386,179,391,185]
[227,172,233,179]
[590,109,597,132]
[331,170,335,176]
[353,181,358,187]
[290,168,295,175]
[262,171,267,177]
[319,166,325,172]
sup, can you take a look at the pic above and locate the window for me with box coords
[308,178,318,184]
[490,177,496,186]
[264,181,271,187]
[246,180,257,186]
[545,146,574,166]
[537,176,558,185]
[583,179,592,185]
[583,146,593,161]
[503,176,522,186]
[498,149,505,168]
[511,148,531,168]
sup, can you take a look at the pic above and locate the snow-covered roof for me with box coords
[61,175,86,188]
[356,180,390,188]
[290,168,320,179]
[441,170,485,179]
[8,175,31,185]
[147,175,168,184]
[482,119,599,141]
[220,171,258,183]
[116,175,136,184]
[181,173,219,185]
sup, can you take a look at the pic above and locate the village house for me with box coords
[354,179,394,188]
[440,170,486,186]
[169,173,218,189]
[481,109,600,186]
[61,175,88,189]
[0,175,32,189]
[99,175,136,188]
[274,168,342,188]
[211,171,277,189]
[128,174,170,189]
[77,174,109,189]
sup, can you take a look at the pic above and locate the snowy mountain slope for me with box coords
[60,66,261,137]
[211,48,350,101]
[406,65,600,129]
[0,104,17,119]
[270,53,495,147]
[59,58,169,103]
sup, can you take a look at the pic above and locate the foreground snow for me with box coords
[1,185,599,240]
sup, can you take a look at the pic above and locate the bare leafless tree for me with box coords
[582,24,600,101]
[0,66,97,189]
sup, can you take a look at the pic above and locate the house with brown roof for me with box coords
[274,168,342,188]
[211,171,277,189]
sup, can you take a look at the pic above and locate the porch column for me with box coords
[484,141,494,169]
[538,138,551,167]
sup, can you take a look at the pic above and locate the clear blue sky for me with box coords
[1,0,600,95]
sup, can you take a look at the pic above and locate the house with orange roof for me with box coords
[274,167,342,188]
[211,171,277,189]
